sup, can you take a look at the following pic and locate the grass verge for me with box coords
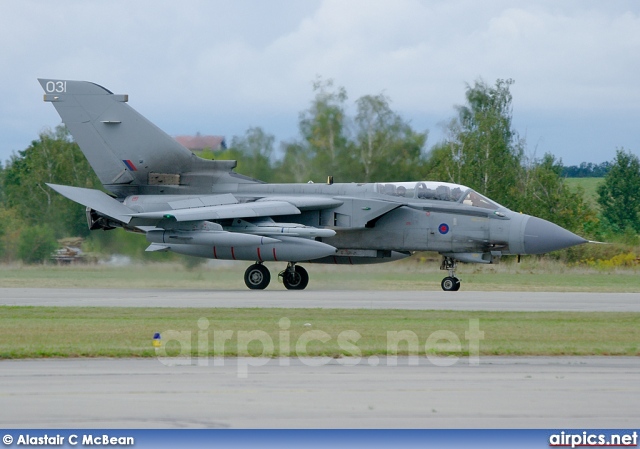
[1,306,638,358]
[0,261,639,291]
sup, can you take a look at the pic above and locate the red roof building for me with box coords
[174,134,226,151]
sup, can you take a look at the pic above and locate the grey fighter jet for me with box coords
[39,79,587,291]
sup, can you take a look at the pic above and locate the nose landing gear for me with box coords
[440,256,461,291]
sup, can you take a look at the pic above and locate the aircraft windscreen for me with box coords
[375,182,465,202]
[460,190,500,210]
[375,181,501,210]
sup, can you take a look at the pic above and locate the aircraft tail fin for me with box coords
[38,79,246,196]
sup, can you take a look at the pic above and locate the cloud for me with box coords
[1,0,639,165]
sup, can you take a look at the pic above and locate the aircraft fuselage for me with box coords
[39,78,588,291]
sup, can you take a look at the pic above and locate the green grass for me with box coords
[0,261,639,291]
[1,306,638,358]
[2,262,637,359]
[565,177,603,210]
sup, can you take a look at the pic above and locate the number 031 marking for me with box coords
[45,81,66,93]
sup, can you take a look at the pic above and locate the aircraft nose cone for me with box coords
[523,217,587,254]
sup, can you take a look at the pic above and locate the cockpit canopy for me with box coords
[374,181,502,210]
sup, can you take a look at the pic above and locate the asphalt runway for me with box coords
[2,288,640,311]
[0,357,638,428]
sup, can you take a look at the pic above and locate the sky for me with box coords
[1,0,639,167]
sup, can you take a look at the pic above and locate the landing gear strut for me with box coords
[279,263,309,290]
[244,263,270,290]
[440,256,461,291]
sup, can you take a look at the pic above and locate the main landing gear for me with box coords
[244,263,271,290]
[243,262,309,290]
[279,263,309,290]
[440,256,461,292]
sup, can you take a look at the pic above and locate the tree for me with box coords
[0,207,24,262]
[276,141,313,183]
[354,93,428,182]
[287,80,430,183]
[515,153,594,233]
[298,77,353,181]
[597,149,640,233]
[17,225,57,264]
[228,127,276,182]
[562,161,611,178]
[2,126,100,237]
[427,78,524,208]
[425,78,596,233]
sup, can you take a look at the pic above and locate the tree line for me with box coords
[0,77,638,263]
[561,162,611,178]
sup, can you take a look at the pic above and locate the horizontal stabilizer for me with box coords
[46,183,133,224]
[129,201,301,222]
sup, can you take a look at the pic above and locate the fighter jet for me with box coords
[39,79,587,291]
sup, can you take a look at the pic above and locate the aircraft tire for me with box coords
[283,265,309,290]
[441,276,460,292]
[244,264,270,290]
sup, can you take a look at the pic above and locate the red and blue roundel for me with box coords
[438,223,450,234]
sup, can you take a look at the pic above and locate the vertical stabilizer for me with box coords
[38,79,205,191]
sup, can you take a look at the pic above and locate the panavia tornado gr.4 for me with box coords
[39,79,587,291]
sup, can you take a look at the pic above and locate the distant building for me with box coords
[174,134,227,152]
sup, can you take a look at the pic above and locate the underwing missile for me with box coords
[230,225,336,238]
[146,230,279,247]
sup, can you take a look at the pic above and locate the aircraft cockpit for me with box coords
[374,181,502,210]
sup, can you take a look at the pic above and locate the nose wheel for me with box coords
[441,276,461,291]
[440,256,461,291]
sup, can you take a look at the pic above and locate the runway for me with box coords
[0,357,638,428]
[2,288,640,311]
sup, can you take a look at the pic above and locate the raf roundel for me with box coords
[438,223,450,235]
